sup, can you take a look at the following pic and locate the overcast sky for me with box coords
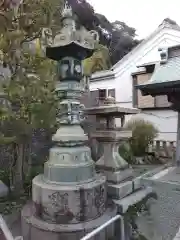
[87,0,180,39]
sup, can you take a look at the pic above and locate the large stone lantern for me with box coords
[21,2,116,240]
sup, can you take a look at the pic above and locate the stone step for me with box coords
[108,175,143,200]
[113,187,154,214]
[108,181,134,200]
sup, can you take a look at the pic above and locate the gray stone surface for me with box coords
[114,187,154,214]
[44,145,95,183]
[101,168,133,185]
[108,180,133,200]
[132,164,169,178]
[158,167,180,183]
[90,129,133,185]
[136,167,180,240]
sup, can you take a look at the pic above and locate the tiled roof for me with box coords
[144,56,180,85]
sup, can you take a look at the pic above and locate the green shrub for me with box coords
[125,118,158,157]
[118,141,133,164]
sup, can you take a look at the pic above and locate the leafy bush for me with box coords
[118,141,133,164]
[125,118,158,157]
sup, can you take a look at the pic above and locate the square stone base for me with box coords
[101,168,133,184]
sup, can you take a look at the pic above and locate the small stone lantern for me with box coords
[85,96,139,198]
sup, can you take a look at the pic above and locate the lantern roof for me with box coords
[46,1,99,61]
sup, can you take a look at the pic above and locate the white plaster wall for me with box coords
[115,108,177,141]
[131,110,177,141]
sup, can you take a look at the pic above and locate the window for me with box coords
[108,89,115,98]
[98,89,107,100]
[145,64,155,74]
[132,75,138,108]
[133,72,155,109]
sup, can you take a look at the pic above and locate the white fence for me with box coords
[0,215,23,240]
[80,215,125,240]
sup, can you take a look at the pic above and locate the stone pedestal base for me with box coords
[99,168,133,184]
[21,202,117,240]
[32,174,108,224]
[21,173,117,239]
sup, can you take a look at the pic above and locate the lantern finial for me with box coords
[62,0,73,19]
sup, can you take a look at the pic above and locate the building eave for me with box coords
[111,23,180,71]
[136,80,180,96]
[136,61,159,68]
[139,106,171,110]
[90,70,115,82]
[131,68,147,76]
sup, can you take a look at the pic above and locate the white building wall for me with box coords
[115,35,180,104]
[114,30,180,141]
[89,28,180,141]
[115,109,177,141]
